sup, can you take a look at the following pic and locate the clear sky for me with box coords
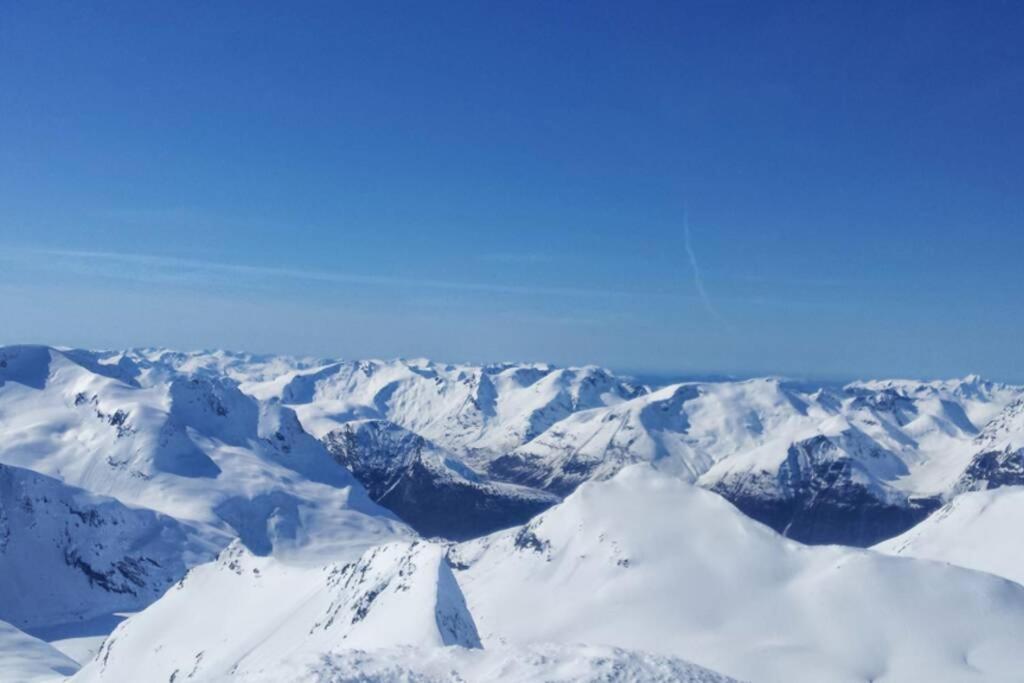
[2,2,1022,381]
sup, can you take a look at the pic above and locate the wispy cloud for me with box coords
[4,247,635,299]
[479,251,555,265]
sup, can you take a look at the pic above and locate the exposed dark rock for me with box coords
[955,446,1024,493]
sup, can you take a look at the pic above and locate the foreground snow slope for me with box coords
[875,485,1024,586]
[0,620,79,682]
[72,540,482,681]
[73,466,1024,683]
[453,466,1024,683]
[236,643,740,683]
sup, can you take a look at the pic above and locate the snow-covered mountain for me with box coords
[72,539,480,681]
[5,344,1024,681]
[68,466,1024,683]
[0,346,408,562]
[237,351,1022,546]
[450,465,1024,682]
[5,344,1023,548]
[874,396,1024,586]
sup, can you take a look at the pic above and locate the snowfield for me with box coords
[876,485,1024,586]
[4,345,1024,681]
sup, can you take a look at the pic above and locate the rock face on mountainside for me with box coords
[954,399,1024,493]
[706,432,942,546]
[322,420,558,539]
[0,462,211,633]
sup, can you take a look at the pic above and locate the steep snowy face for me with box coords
[452,466,1024,683]
[0,463,215,633]
[876,486,1024,587]
[72,540,480,682]
[0,346,408,562]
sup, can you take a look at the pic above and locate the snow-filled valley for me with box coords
[4,344,1024,681]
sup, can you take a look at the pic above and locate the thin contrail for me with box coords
[682,211,721,320]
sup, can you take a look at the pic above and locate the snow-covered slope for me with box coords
[452,466,1024,683]
[0,620,79,682]
[875,485,1024,587]
[70,465,1024,683]
[235,643,740,683]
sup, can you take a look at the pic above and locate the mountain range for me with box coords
[3,345,1024,681]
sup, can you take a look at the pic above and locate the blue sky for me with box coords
[2,2,1023,381]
